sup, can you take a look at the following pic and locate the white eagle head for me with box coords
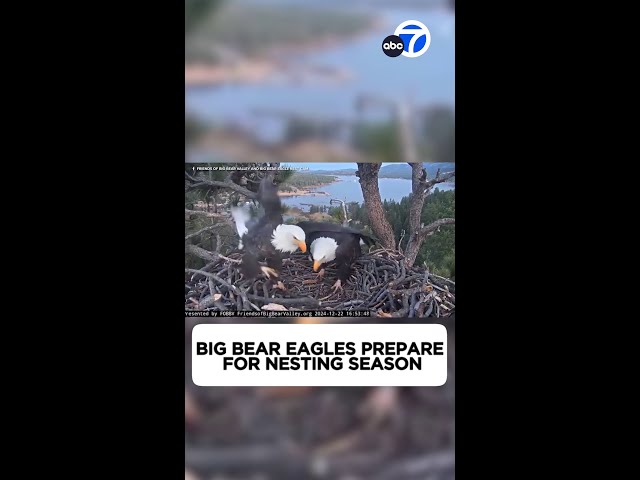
[271,224,307,253]
[310,237,338,272]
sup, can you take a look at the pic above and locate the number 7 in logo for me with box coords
[394,20,432,58]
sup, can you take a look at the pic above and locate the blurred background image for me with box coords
[185,316,455,480]
[185,0,455,478]
[185,0,454,165]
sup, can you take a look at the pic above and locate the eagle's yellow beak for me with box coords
[297,240,307,253]
[313,260,322,272]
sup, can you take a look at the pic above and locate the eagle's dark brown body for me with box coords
[239,178,285,279]
[297,221,375,283]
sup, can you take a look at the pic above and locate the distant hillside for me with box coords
[310,168,356,175]
[380,163,455,179]
[280,172,337,191]
[311,163,455,180]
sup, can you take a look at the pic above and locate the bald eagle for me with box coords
[296,221,375,292]
[232,177,307,280]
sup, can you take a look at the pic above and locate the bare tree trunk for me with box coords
[331,199,349,226]
[404,164,430,266]
[354,96,455,267]
[355,163,396,249]
[404,165,456,267]
[396,99,457,267]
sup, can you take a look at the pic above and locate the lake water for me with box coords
[281,175,454,209]
[185,7,454,142]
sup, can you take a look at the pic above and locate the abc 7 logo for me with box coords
[382,21,431,58]
[382,35,405,57]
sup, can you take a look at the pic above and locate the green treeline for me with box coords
[325,189,455,279]
[280,173,336,191]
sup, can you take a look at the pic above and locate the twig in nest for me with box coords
[185,209,218,218]
[217,254,241,264]
[185,249,454,317]
[185,223,228,241]
[185,244,241,264]
[185,268,259,311]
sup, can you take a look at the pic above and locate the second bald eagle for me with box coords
[297,221,375,292]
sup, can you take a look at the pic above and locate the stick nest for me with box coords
[185,248,455,318]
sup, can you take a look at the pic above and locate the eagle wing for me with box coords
[297,221,376,247]
[333,234,362,282]
[258,176,284,222]
[230,205,251,238]
[238,177,285,278]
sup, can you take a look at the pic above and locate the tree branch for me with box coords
[185,209,219,217]
[425,170,455,189]
[185,244,241,264]
[185,267,239,291]
[330,198,349,226]
[418,218,455,237]
[185,171,257,199]
[185,223,228,241]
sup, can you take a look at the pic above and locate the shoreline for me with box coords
[277,180,339,197]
